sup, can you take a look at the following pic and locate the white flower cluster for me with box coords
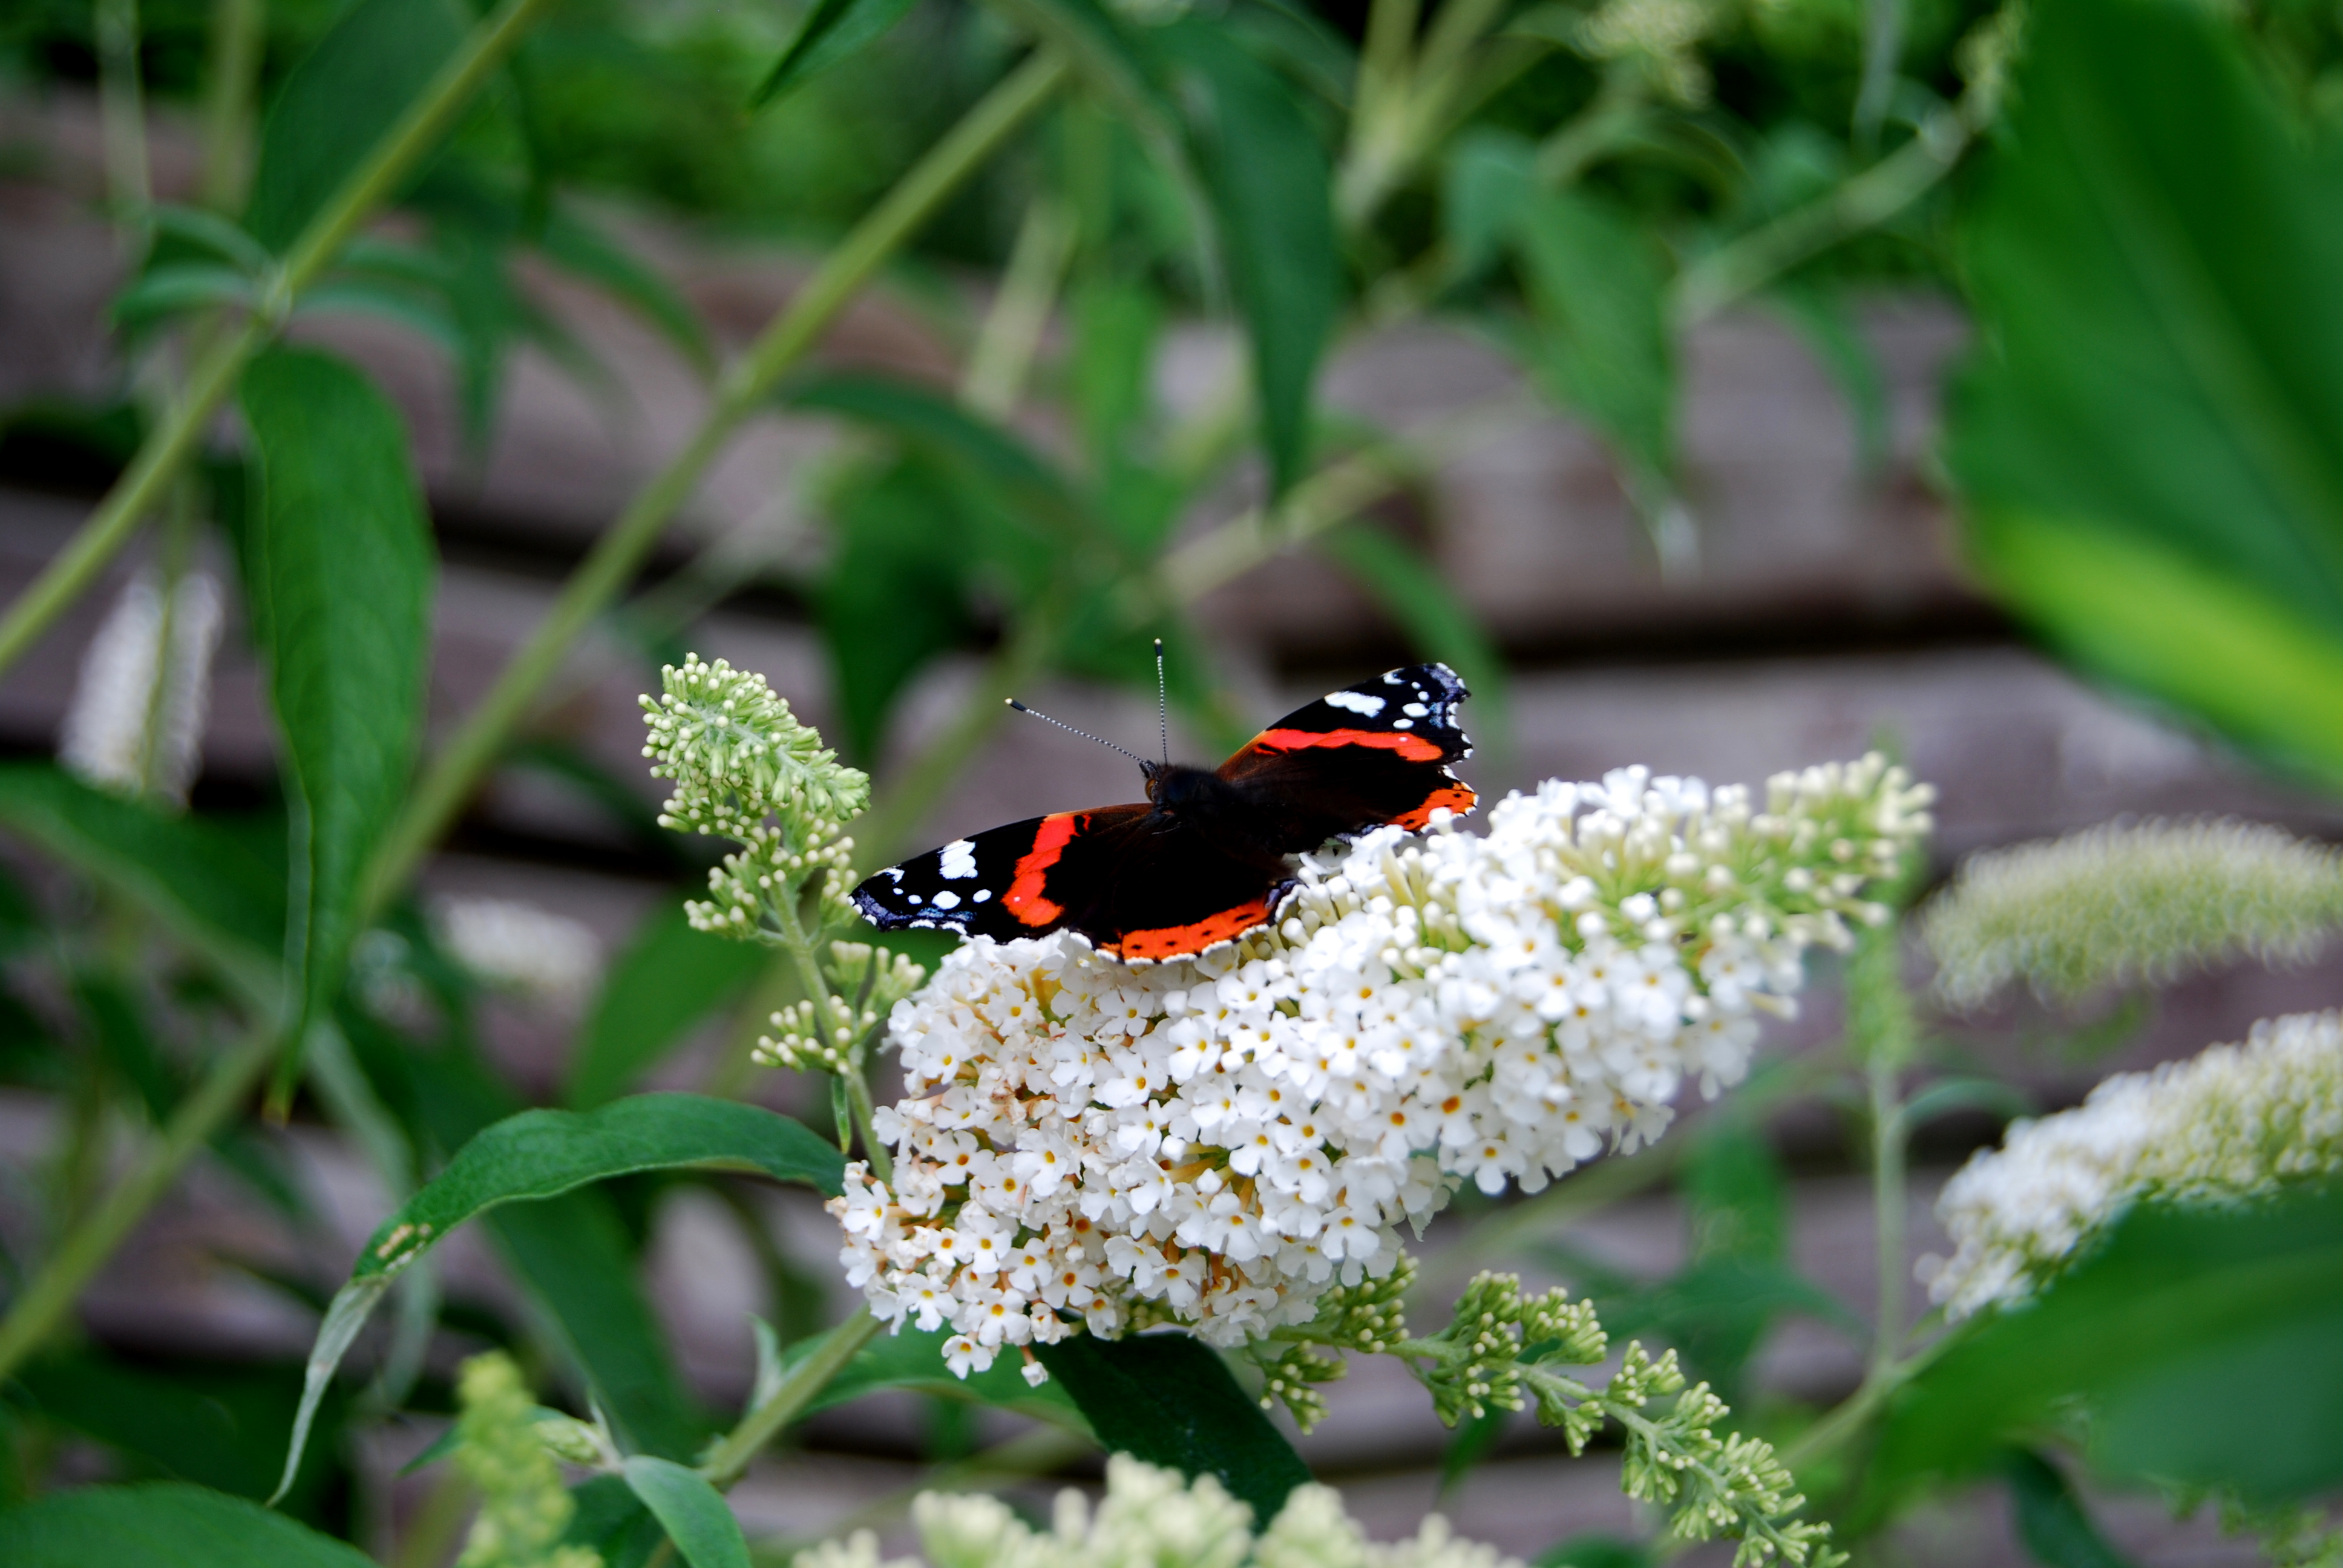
[60,566,223,806]
[1924,1010,2343,1319]
[430,895,603,1011]
[795,1456,1518,1568]
[1922,818,2343,1010]
[831,757,1931,1375]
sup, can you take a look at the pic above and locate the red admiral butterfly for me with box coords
[851,659,1476,963]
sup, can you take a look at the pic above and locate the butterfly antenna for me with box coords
[1004,699,1152,769]
[1154,638,1169,766]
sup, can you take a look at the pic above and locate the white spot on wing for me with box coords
[931,890,961,910]
[1393,717,1414,728]
[974,888,992,903]
[938,839,978,880]
[1325,690,1384,716]
[1402,702,1428,717]
[906,892,923,904]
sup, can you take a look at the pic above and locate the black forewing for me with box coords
[849,811,1098,941]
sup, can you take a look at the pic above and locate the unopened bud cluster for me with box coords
[640,656,871,944]
[758,941,929,1071]
[1263,1271,1841,1567]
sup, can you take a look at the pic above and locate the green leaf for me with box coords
[1034,1332,1311,1524]
[805,1324,1089,1428]
[566,1474,670,1565]
[1317,524,1512,765]
[750,0,917,106]
[1967,508,2343,792]
[491,1191,707,1460]
[109,263,260,333]
[1444,130,1538,283]
[0,766,283,1005]
[622,1456,752,1568]
[354,1094,845,1280]
[1163,21,1337,498]
[281,1094,840,1492]
[2000,1449,2142,1568]
[1871,1183,2343,1508]
[240,348,434,1083]
[0,1483,375,1568]
[566,904,770,1108]
[1512,188,1674,489]
[1945,0,2343,793]
[11,1351,344,1516]
[244,0,467,252]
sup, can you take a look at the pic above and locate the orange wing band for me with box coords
[1248,727,1446,763]
[1103,898,1277,961]
[1390,782,1478,829]
[1003,812,1084,926]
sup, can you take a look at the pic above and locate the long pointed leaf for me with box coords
[0,1483,375,1568]
[623,1456,752,1568]
[244,0,466,252]
[0,766,283,1005]
[278,1094,842,1489]
[1034,1332,1311,1524]
[240,348,434,1086]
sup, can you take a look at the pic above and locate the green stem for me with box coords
[1867,1049,1907,1380]
[361,49,1070,923]
[961,194,1075,419]
[0,0,561,684]
[1534,71,1645,188]
[766,879,892,1184]
[699,1305,882,1488]
[1152,394,1539,610]
[95,0,152,245]
[0,1026,277,1383]
[198,0,264,213]
[1671,102,1973,325]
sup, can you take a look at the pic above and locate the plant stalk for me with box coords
[0,0,562,684]
[700,1305,882,1488]
[1867,1049,1908,1382]
[1672,103,1973,325]
[0,1026,277,1383]
[362,49,1071,922]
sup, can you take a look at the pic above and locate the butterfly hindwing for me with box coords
[1217,662,1476,835]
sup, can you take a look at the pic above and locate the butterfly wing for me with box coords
[1216,662,1476,844]
[852,804,1289,962]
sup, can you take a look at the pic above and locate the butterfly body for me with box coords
[853,663,1475,963]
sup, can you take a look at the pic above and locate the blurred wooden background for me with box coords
[5,91,2337,1564]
